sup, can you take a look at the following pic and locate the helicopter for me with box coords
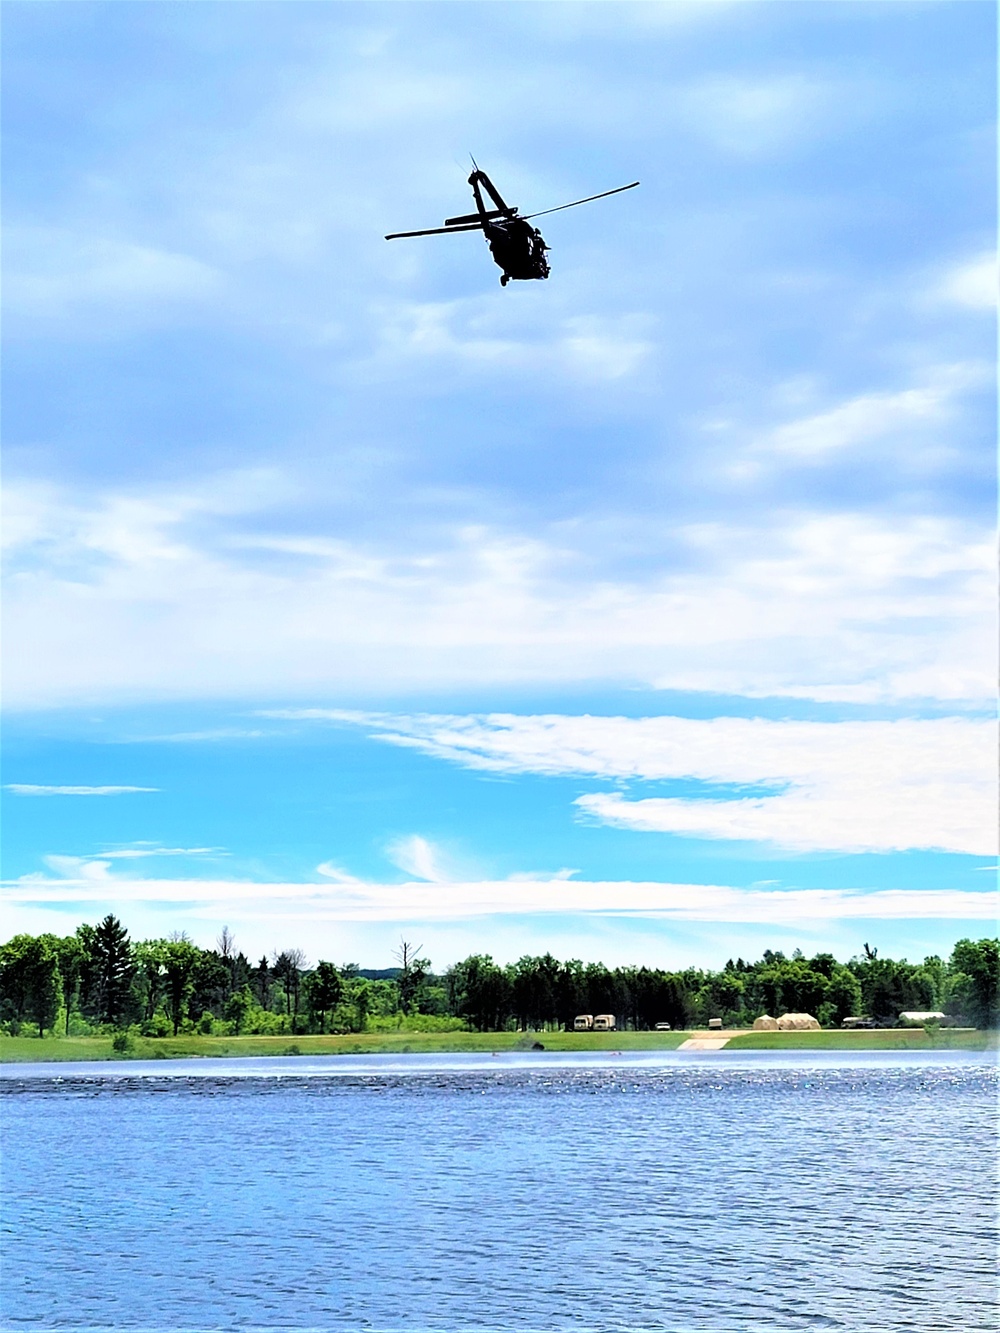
[385,163,639,286]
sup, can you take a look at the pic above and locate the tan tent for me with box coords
[753,1014,779,1030]
[777,1012,820,1030]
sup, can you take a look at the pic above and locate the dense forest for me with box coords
[1,919,997,1038]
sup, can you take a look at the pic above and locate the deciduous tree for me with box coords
[272,949,306,1030]
[394,940,430,1013]
[163,940,200,1035]
[52,935,88,1034]
[0,935,62,1035]
[305,961,343,1033]
[949,938,999,1028]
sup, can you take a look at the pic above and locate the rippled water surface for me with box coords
[1,1054,995,1332]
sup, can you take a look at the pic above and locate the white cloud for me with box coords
[758,364,984,461]
[4,859,993,927]
[3,228,220,330]
[302,711,997,856]
[577,789,983,856]
[316,862,364,884]
[931,253,998,311]
[680,73,837,156]
[100,846,222,860]
[5,785,159,797]
[289,68,475,134]
[3,476,995,708]
[41,855,115,881]
[372,300,654,382]
[385,835,448,884]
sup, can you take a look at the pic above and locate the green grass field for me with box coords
[0,1026,994,1063]
[0,1029,688,1063]
[726,1027,996,1051]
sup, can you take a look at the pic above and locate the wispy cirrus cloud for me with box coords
[5,784,159,797]
[385,835,449,884]
[281,710,997,856]
[99,846,223,860]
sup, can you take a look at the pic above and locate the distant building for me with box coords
[898,1011,946,1024]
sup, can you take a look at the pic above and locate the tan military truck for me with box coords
[573,1014,594,1031]
[592,1014,616,1032]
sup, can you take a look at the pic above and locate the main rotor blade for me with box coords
[385,222,484,240]
[444,208,508,227]
[521,181,639,222]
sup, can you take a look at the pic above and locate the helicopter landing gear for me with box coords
[500,273,510,286]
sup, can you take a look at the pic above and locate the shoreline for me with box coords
[1,1026,993,1064]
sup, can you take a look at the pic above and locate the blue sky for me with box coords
[3,1,996,971]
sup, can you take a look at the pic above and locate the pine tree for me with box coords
[92,915,134,1026]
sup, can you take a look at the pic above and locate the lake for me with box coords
[1,1052,995,1331]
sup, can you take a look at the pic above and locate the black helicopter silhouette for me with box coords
[385,163,639,286]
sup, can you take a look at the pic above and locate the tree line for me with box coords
[1,918,997,1038]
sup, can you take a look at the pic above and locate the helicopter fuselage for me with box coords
[482,216,550,285]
